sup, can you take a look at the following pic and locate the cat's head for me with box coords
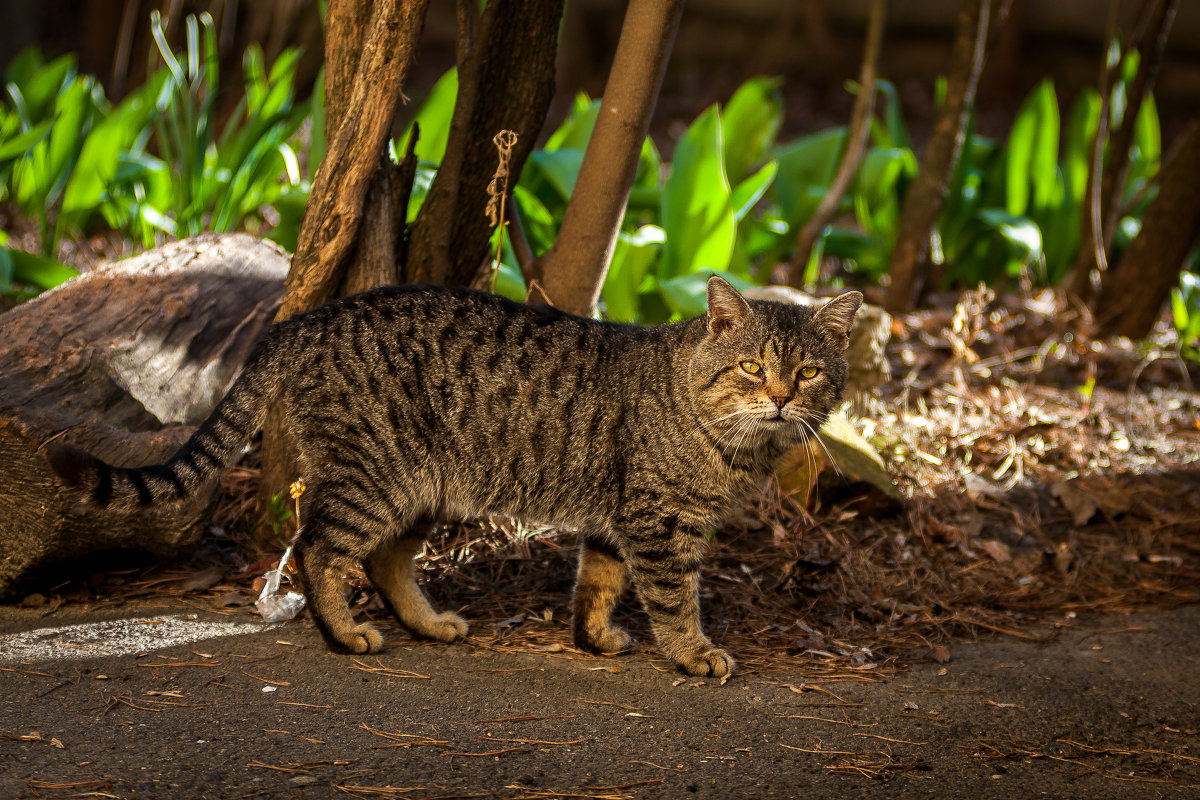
[688,276,862,449]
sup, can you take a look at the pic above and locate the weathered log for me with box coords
[0,233,289,598]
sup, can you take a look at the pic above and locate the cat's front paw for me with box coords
[419,611,469,643]
[676,647,735,678]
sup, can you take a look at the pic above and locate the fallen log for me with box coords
[0,233,289,598]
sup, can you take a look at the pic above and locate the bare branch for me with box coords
[789,0,887,289]
[884,0,991,313]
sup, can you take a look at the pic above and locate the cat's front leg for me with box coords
[572,536,633,654]
[623,519,735,678]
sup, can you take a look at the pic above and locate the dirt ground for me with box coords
[1,598,1197,800]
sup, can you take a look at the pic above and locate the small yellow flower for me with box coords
[289,479,306,500]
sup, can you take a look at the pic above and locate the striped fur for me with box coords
[51,277,860,677]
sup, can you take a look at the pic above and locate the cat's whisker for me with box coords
[697,408,755,431]
[730,413,762,463]
[797,417,844,478]
[710,409,759,450]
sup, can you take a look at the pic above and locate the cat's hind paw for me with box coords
[677,647,735,678]
[575,624,634,655]
[334,623,385,654]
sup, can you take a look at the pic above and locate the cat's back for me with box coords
[278,286,679,523]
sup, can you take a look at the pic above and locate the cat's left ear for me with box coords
[706,276,751,337]
[812,291,863,350]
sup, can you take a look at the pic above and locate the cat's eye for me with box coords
[740,360,762,375]
[799,365,820,380]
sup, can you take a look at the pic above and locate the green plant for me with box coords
[1171,270,1200,362]
[124,11,308,244]
[0,49,143,256]
[0,230,80,302]
[263,489,295,546]
[507,77,783,323]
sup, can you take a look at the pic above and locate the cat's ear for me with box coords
[812,291,863,350]
[706,276,751,337]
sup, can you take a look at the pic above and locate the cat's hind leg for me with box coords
[573,536,633,653]
[365,523,468,643]
[293,495,385,655]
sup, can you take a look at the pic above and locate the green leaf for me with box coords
[511,184,558,253]
[772,127,847,228]
[489,260,526,302]
[821,227,888,277]
[264,187,309,253]
[657,269,755,320]
[946,208,1043,285]
[721,76,783,186]
[871,79,909,149]
[4,246,79,290]
[1126,94,1160,201]
[402,68,457,165]
[1062,88,1100,203]
[633,136,662,191]
[525,148,584,204]
[0,239,12,289]
[3,47,45,93]
[150,11,186,87]
[851,147,914,248]
[660,105,735,279]
[309,68,325,176]
[15,53,76,124]
[0,120,51,163]
[730,160,776,223]
[544,94,599,152]
[1005,79,1059,217]
[602,224,665,322]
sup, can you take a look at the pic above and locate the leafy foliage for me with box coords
[0,12,307,285]
[1172,271,1200,361]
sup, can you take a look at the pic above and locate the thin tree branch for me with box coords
[884,0,991,313]
[507,200,535,278]
[1066,0,1125,300]
[788,0,887,289]
[1099,0,1178,247]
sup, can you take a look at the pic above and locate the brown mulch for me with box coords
[45,286,1200,678]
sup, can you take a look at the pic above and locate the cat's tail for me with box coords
[46,334,283,511]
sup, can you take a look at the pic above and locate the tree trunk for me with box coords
[0,234,289,598]
[1093,121,1200,339]
[530,0,685,315]
[260,0,429,523]
[325,0,408,297]
[884,0,991,313]
[404,0,564,288]
[788,0,886,288]
[278,0,429,322]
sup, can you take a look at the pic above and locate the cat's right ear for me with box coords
[706,276,751,337]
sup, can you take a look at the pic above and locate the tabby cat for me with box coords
[49,276,861,677]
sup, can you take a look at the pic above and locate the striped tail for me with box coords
[47,337,281,511]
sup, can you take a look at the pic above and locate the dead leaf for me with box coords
[180,566,225,593]
[980,540,1012,563]
[1051,480,1097,526]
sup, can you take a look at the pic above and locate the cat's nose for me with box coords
[771,396,789,409]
